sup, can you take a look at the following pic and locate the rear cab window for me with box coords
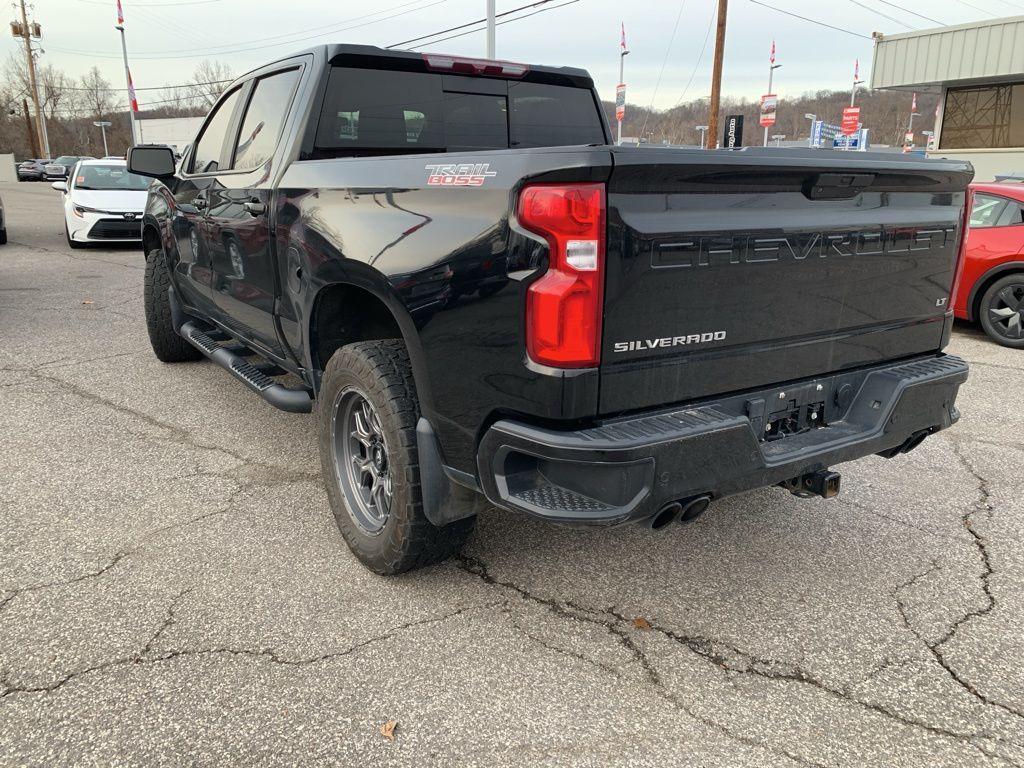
[313,66,605,156]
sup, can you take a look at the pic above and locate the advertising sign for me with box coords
[841,106,861,136]
[904,131,914,144]
[615,84,626,122]
[759,94,777,128]
[723,114,744,148]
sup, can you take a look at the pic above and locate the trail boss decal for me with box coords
[425,163,498,187]
[613,331,726,353]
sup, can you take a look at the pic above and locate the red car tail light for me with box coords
[518,183,606,368]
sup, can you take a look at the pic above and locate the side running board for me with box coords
[179,321,313,413]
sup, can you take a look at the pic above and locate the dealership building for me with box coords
[871,15,1024,180]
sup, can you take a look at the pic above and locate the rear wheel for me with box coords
[979,274,1024,349]
[144,248,202,363]
[318,340,475,574]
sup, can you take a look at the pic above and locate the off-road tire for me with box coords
[144,248,202,363]
[978,273,1024,349]
[318,340,475,574]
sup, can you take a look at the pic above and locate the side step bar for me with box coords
[179,321,313,413]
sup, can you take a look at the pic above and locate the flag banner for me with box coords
[841,106,861,136]
[615,84,626,121]
[128,69,139,112]
[759,94,777,127]
[117,0,124,25]
[620,22,626,51]
[770,40,775,64]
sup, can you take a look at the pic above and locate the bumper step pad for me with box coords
[180,321,312,413]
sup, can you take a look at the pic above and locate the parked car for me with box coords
[0,190,6,244]
[44,156,94,180]
[16,159,51,181]
[953,182,1024,347]
[127,44,971,575]
[52,159,148,248]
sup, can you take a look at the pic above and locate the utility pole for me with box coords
[115,3,138,147]
[696,125,708,148]
[17,0,49,157]
[486,0,496,58]
[22,98,40,158]
[850,59,864,107]
[904,92,919,150]
[706,0,728,149]
[94,121,112,156]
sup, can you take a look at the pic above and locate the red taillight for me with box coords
[518,183,605,368]
[422,53,529,78]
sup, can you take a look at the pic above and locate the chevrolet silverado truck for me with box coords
[128,45,972,574]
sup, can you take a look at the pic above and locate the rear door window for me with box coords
[314,67,604,155]
[232,68,301,171]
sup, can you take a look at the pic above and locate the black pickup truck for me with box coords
[128,44,971,574]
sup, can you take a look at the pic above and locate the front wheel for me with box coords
[317,340,475,574]
[979,274,1024,349]
[144,248,202,363]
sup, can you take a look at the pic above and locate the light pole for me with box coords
[93,120,111,156]
[763,62,782,146]
[804,113,816,147]
[905,110,920,148]
[486,0,495,58]
[696,125,709,148]
[771,133,785,147]
[616,35,629,145]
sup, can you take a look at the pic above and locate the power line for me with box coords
[848,0,916,29]
[44,0,449,60]
[639,0,688,141]
[54,79,233,92]
[673,6,716,109]
[387,0,560,48]
[747,0,873,39]
[411,0,581,49]
[867,0,945,25]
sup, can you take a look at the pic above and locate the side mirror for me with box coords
[51,181,67,192]
[127,146,176,178]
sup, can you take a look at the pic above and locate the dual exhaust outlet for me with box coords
[648,469,841,530]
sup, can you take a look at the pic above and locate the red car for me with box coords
[954,182,1024,347]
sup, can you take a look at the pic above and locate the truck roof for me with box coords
[247,44,595,89]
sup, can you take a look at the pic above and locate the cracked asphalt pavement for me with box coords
[2,180,1023,767]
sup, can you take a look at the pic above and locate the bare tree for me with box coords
[76,66,116,119]
[187,60,233,107]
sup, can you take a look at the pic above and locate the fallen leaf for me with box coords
[82,299,95,306]
[380,719,398,741]
[633,617,651,631]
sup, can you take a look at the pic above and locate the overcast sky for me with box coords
[3,0,1016,112]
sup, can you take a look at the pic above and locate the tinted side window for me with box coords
[971,194,1009,228]
[233,68,301,171]
[191,87,242,174]
[444,92,507,151]
[508,82,606,148]
[316,68,445,152]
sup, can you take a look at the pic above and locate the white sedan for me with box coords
[52,159,149,249]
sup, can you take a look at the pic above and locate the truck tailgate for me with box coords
[599,147,973,415]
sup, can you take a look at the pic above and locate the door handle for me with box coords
[244,200,267,216]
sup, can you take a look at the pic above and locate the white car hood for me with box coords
[71,189,147,212]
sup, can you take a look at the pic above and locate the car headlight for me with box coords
[72,204,102,218]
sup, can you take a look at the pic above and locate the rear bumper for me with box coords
[477,354,968,526]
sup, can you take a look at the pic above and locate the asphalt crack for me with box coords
[457,553,1022,767]
[893,442,1024,725]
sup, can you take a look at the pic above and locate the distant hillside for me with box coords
[603,89,937,147]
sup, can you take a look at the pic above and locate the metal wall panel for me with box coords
[871,17,1024,88]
